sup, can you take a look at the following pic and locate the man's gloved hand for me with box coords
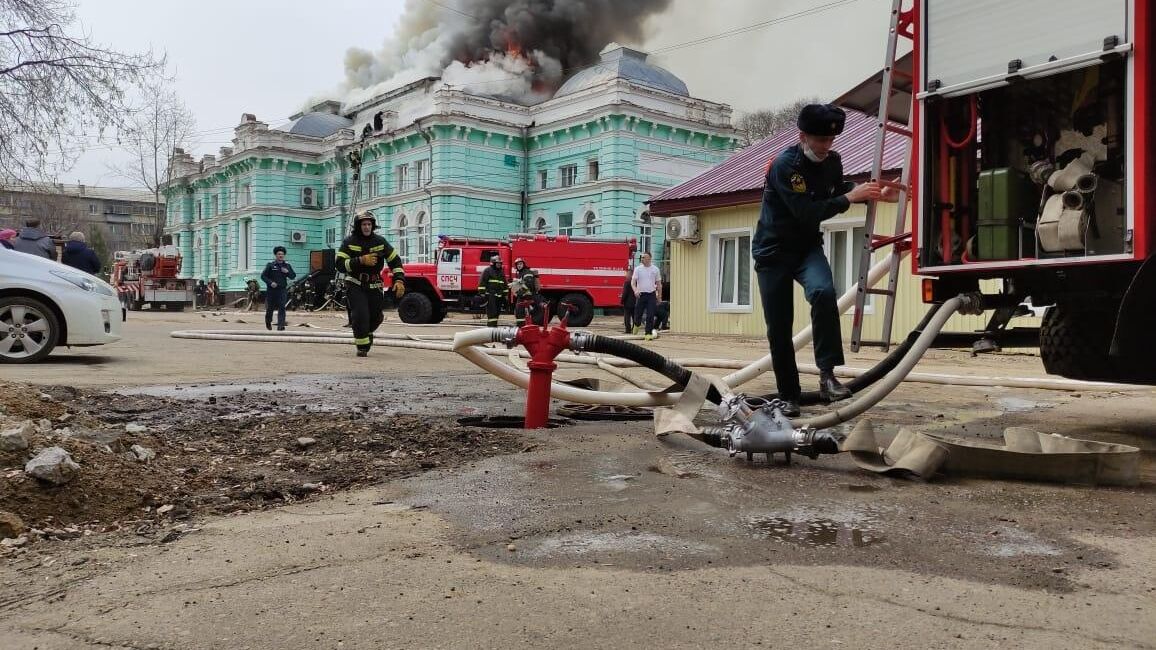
[392,279,406,299]
[359,253,379,266]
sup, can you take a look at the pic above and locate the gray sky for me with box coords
[66,0,893,187]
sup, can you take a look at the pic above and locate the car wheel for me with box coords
[0,296,60,364]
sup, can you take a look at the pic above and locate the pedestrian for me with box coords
[480,255,508,328]
[631,252,662,340]
[620,269,636,334]
[61,231,101,275]
[10,218,55,259]
[655,299,671,331]
[206,279,219,307]
[336,211,406,357]
[194,280,206,309]
[261,246,297,330]
[753,103,894,417]
[512,257,540,327]
[0,228,16,250]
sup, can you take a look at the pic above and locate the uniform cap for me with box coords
[273,246,287,255]
[797,104,846,136]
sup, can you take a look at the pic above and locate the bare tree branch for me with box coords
[735,96,824,147]
[0,0,162,183]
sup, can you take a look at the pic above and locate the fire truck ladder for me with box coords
[849,0,916,353]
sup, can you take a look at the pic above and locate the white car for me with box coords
[0,247,123,363]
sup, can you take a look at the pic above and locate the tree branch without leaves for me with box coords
[735,97,823,147]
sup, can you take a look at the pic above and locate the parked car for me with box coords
[0,247,123,363]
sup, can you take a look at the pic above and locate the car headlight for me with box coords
[50,269,116,297]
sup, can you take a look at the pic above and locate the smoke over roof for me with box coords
[337,0,674,107]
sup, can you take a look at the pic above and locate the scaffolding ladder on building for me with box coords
[849,0,917,353]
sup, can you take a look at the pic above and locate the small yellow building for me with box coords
[649,110,1038,342]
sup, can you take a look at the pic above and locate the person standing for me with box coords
[631,252,662,340]
[11,219,55,259]
[61,231,101,275]
[512,257,540,327]
[480,255,508,328]
[261,246,296,330]
[619,269,636,334]
[336,211,405,357]
[753,103,892,417]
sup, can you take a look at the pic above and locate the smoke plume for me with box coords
[338,0,674,107]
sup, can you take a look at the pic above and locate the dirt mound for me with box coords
[0,382,524,532]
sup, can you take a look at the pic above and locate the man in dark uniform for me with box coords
[336,211,406,357]
[512,257,541,327]
[261,246,296,330]
[753,103,891,416]
[479,255,508,327]
[619,269,636,334]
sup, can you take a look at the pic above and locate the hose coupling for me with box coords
[493,326,520,348]
[715,394,840,459]
[957,292,985,316]
[569,331,594,354]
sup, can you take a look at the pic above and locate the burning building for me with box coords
[162,1,736,293]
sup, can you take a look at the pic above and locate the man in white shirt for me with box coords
[631,252,663,340]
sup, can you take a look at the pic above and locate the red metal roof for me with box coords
[649,109,907,214]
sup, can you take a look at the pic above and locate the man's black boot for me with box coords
[265,321,272,331]
[819,370,852,402]
[779,399,801,418]
[356,349,368,357]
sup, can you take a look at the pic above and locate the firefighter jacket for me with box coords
[515,267,539,296]
[753,143,855,263]
[336,234,404,289]
[480,265,508,297]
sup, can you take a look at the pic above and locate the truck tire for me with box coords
[1040,304,1121,381]
[398,292,434,324]
[0,296,60,364]
[430,306,448,324]
[559,293,594,327]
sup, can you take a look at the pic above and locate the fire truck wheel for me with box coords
[430,306,448,324]
[559,293,594,327]
[397,292,434,324]
[0,296,60,364]
[1039,303,1121,381]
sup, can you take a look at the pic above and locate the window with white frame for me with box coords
[587,159,599,182]
[557,212,573,236]
[327,184,337,208]
[237,219,254,271]
[325,226,337,247]
[583,211,598,235]
[394,214,409,259]
[538,170,548,190]
[196,201,202,220]
[415,212,429,262]
[638,212,653,259]
[243,183,252,207]
[823,222,872,313]
[534,216,548,234]
[211,233,219,278]
[395,165,409,192]
[416,160,429,186]
[366,172,379,199]
[709,229,752,311]
[559,164,578,188]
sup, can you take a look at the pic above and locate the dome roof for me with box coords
[555,46,688,98]
[279,111,352,138]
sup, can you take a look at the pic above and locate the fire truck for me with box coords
[110,247,195,311]
[841,0,1155,384]
[393,234,636,327]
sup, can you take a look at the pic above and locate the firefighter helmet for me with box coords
[353,211,377,233]
[513,257,526,267]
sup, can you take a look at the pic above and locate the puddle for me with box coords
[973,526,1061,558]
[523,531,717,558]
[457,415,569,429]
[743,506,887,548]
[996,397,1056,413]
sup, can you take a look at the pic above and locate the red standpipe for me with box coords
[515,312,572,429]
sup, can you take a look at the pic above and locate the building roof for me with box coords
[1,183,158,204]
[648,109,906,214]
[278,111,353,138]
[555,46,689,99]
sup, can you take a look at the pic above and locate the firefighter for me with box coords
[753,103,894,416]
[336,211,406,357]
[512,257,541,327]
[480,255,508,327]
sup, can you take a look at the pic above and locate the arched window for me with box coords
[583,211,598,236]
[394,214,409,259]
[638,212,653,260]
[534,216,548,234]
[415,212,429,262]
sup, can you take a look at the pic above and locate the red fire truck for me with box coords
[845,0,1154,383]
[393,234,636,327]
[110,247,195,311]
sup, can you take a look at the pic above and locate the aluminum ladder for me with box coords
[849,0,917,353]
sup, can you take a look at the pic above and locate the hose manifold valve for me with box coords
[715,395,840,461]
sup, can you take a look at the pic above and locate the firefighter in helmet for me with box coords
[512,257,541,327]
[336,211,405,357]
[479,254,508,327]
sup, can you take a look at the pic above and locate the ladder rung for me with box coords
[866,288,895,296]
[870,232,912,251]
[884,123,912,138]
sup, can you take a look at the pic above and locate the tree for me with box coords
[110,81,196,246]
[26,187,81,236]
[735,96,823,146]
[0,0,162,184]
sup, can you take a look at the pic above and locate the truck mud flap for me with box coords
[1109,254,1156,359]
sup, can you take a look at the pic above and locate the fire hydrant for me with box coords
[516,301,572,429]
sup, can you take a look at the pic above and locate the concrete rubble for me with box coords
[24,446,81,485]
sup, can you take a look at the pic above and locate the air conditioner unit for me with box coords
[666,215,699,241]
[300,187,316,208]
[290,230,307,244]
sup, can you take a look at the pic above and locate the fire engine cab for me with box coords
[110,247,195,312]
[393,234,636,327]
